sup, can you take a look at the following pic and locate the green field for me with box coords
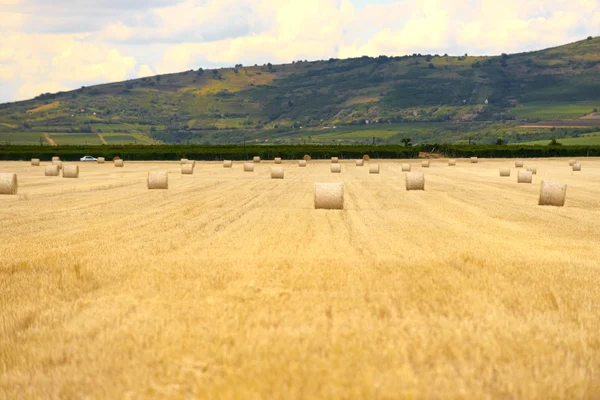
[0,132,48,145]
[52,133,103,145]
[508,102,599,120]
[516,132,600,145]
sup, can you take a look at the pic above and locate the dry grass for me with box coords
[1,159,600,399]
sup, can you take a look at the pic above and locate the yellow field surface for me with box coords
[1,159,599,398]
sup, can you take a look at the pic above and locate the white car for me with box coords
[80,155,98,162]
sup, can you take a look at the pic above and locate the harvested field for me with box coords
[1,158,600,398]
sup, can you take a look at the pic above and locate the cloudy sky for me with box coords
[1,0,599,103]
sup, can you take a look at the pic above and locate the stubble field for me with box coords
[1,158,599,399]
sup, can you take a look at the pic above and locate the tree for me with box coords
[267,62,274,72]
[593,108,598,113]
[401,138,412,147]
[428,63,435,69]
[587,36,593,40]
[549,138,562,146]
[495,137,506,145]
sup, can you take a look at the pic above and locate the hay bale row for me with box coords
[331,157,339,163]
[253,156,261,163]
[52,156,60,162]
[331,164,341,173]
[448,159,456,166]
[356,159,364,166]
[274,157,282,164]
[402,164,411,172]
[369,164,380,174]
[223,160,233,168]
[31,158,40,166]
[244,163,254,172]
[572,163,581,171]
[45,165,60,176]
[421,160,430,168]
[271,167,284,179]
[527,166,537,175]
[52,160,62,170]
[97,157,105,164]
[63,165,79,178]
[0,173,17,195]
[406,172,424,191]
[181,164,194,175]
[539,181,567,207]
[147,171,168,189]
[515,160,524,168]
[518,170,533,183]
[114,159,124,167]
[314,183,344,209]
[298,160,307,167]
[499,167,511,177]
[470,157,478,163]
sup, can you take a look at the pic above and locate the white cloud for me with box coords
[137,64,155,78]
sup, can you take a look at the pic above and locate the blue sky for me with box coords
[1,0,599,103]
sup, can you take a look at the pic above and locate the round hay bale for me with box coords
[52,160,62,170]
[147,171,168,189]
[52,156,60,162]
[369,164,380,174]
[363,154,370,161]
[271,166,284,179]
[330,163,341,173]
[223,160,233,168]
[448,159,456,166]
[331,157,339,163]
[526,166,537,175]
[180,158,188,165]
[62,165,79,178]
[0,173,17,195]
[355,159,364,166]
[470,157,478,163]
[406,172,425,191]
[45,165,60,176]
[572,163,581,172]
[298,160,307,167]
[421,160,430,168]
[499,167,511,177]
[515,160,524,168]
[253,156,261,163]
[274,157,282,164]
[518,170,533,183]
[401,163,411,172]
[97,157,105,164]
[181,164,194,175]
[114,159,124,167]
[244,162,254,172]
[568,159,576,166]
[539,181,567,207]
[304,154,311,161]
[31,158,40,166]
[314,182,344,210]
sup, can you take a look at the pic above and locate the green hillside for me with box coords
[1,37,600,145]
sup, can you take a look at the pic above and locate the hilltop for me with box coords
[1,37,600,145]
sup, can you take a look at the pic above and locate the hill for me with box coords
[1,37,600,145]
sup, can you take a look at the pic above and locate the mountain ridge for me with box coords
[1,37,599,145]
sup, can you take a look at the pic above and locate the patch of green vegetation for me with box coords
[516,132,600,145]
[0,132,48,145]
[52,133,103,145]
[509,102,600,120]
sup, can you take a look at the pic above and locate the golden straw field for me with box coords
[1,158,600,399]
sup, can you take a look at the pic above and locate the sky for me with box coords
[1,0,599,103]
